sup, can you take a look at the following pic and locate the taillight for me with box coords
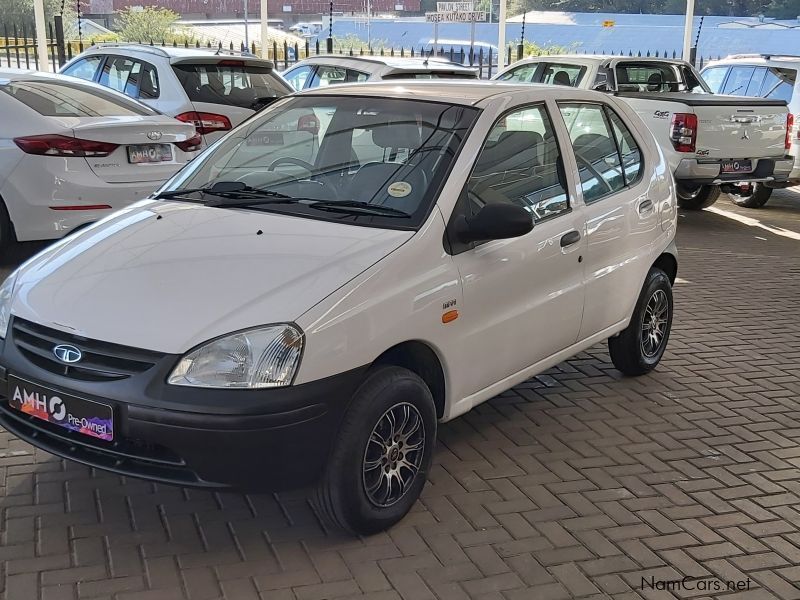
[175,112,232,135]
[175,133,203,152]
[786,113,794,150]
[13,134,118,157]
[670,113,698,153]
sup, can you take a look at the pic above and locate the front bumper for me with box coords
[0,320,367,490]
[674,157,795,186]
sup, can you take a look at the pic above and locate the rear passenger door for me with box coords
[556,101,656,340]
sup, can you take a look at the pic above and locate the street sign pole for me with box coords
[498,0,506,68]
[244,0,249,51]
[682,0,695,62]
[434,21,439,55]
[470,14,475,63]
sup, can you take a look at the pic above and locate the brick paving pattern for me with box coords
[1,190,800,600]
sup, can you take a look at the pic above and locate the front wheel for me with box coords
[676,184,720,210]
[728,183,772,208]
[315,366,437,535]
[609,268,673,376]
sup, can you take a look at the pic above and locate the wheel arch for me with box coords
[372,340,446,419]
[651,251,677,284]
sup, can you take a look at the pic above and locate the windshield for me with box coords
[166,95,478,228]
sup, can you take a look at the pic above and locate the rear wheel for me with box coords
[609,268,673,376]
[315,366,436,535]
[728,183,772,208]
[676,184,720,210]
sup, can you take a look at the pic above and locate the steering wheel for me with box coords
[267,157,315,173]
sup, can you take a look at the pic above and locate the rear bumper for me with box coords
[674,157,794,186]
[0,155,181,242]
[0,326,367,491]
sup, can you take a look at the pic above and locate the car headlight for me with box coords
[0,271,19,340]
[167,325,303,389]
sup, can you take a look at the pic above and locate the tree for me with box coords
[0,0,75,30]
[116,6,194,44]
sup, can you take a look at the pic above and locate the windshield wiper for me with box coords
[154,181,295,204]
[306,200,411,218]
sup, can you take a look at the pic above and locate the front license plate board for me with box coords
[127,144,172,164]
[7,375,114,441]
[721,159,753,174]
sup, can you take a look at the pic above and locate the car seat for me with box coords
[553,70,572,86]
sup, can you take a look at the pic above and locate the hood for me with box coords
[11,200,412,354]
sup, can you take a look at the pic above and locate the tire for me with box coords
[676,184,721,210]
[609,268,673,376]
[315,366,437,535]
[0,198,16,258]
[728,183,772,208]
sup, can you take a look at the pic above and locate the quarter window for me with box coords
[496,64,537,83]
[721,66,756,95]
[559,103,642,203]
[466,104,569,223]
[98,56,160,99]
[284,65,313,90]
[760,67,796,102]
[701,66,727,93]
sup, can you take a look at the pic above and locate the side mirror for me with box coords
[456,203,533,244]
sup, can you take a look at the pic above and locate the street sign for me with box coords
[437,1,473,11]
[426,10,487,22]
[602,20,615,27]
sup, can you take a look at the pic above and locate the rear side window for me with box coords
[98,56,160,99]
[173,62,291,110]
[283,65,313,90]
[701,66,728,93]
[559,103,643,204]
[62,55,102,82]
[540,63,585,86]
[382,72,477,80]
[0,79,156,116]
[721,66,756,95]
[496,64,538,83]
[760,67,796,102]
[616,63,679,92]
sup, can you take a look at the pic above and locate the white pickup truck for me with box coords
[495,55,793,209]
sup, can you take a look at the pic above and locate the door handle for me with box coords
[560,230,581,247]
[638,198,654,214]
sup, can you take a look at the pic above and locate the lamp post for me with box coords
[682,0,695,62]
[244,0,249,51]
[33,0,49,71]
[497,0,506,68]
[260,0,269,59]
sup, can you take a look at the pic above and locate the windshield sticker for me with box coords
[388,182,412,198]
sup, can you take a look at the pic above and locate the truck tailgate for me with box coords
[617,92,788,159]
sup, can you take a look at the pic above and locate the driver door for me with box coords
[449,104,587,397]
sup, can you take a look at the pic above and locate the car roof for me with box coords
[296,80,606,105]
[81,43,276,65]
[705,53,800,65]
[289,54,476,73]
[512,54,686,65]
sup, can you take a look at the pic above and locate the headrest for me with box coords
[553,70,571,86]
[369,121,422,149]
[496,130,543,153]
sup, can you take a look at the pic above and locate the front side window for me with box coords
[62,55,102,81]
[173,62,292,110]
[496,64,538,83]
[283,65,313,90]
[0,79,156,117]
[166,96,478,230]
[701,66,728,93]
[559,103,630,203]
[466,104,569,223]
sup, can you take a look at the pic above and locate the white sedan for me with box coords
[0,69,200,250]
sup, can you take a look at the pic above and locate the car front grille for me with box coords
[12,318,164,381]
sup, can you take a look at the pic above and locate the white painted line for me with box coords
[754,236,767,241]
[675,277,691,284]
[706,206,800,242]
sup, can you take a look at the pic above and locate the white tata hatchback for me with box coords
[0,82,677,534]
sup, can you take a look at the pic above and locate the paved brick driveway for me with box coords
[1,191,799,600]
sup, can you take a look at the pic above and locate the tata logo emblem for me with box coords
[147,131,163,141]
[53,344,82,364]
